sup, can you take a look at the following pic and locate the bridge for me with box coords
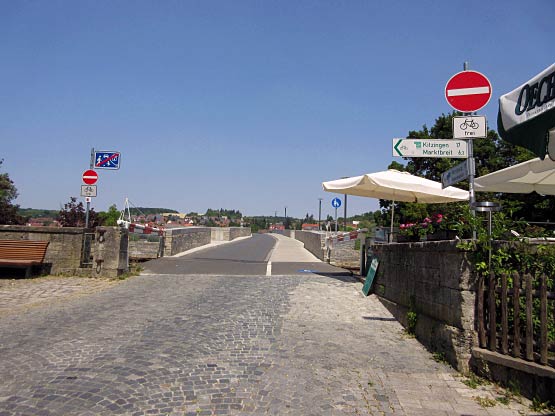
[0,230,538,415]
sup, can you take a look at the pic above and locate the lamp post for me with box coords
[284,206,287,229]
[318,198,322,231]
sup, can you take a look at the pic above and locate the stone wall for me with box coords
[229,227,251,240]
[0,225,85,275]
[164,227,211,256]
[211,227,251,242]
[93,227,129,278]
[329,239,359,269]
[369,240,476,372]
[129,241,161,260]
[292,230,325,260]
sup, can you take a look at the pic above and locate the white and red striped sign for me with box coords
[445,70,492,113]
[82,169,98,185]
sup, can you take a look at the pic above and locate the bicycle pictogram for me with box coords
[459,118,479,130]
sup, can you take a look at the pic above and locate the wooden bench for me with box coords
[0,240,50,277]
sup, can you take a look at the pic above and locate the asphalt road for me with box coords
[143,234,349,277]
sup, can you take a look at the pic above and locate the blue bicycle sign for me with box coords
[331,197,342,208]
[94,151,121,170]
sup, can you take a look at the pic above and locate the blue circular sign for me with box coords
[331,197,342,208]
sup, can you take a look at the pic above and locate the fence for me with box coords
[477,271,555,368]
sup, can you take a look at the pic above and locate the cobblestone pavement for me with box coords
[0,273,541,415]
[0,277,118,317]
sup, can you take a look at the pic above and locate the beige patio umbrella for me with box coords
[322,169,469,241]
[475,157,555,195]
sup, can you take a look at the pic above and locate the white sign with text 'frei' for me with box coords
[393,139,468,158]
[452,116,487,139]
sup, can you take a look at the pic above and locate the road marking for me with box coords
[266,261,272,276]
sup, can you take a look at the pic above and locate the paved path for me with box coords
[0,235,540,415]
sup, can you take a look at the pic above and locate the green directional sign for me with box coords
[393,138,468,158]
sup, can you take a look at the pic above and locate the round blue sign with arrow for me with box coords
[331,197,342,208]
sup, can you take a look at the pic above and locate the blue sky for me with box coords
[1,0,553,219]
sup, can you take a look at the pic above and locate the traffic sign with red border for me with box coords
[82,169,98,185]
[445,70,492,113]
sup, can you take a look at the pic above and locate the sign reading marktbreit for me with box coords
[393,138,468,158]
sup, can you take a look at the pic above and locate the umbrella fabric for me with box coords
[497,63,555,159]
[475,157,555,195]
[322,170,469,203]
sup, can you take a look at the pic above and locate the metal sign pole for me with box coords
[85,147,94,228]
[463,61,477,240]
[334,207,338,233]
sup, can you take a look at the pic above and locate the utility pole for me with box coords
[284,206,287,229]
[318,198,322,231]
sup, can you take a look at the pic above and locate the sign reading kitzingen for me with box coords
[393,139,468,158]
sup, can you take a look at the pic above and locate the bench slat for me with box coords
[0,240,49,264]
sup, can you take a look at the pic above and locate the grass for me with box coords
[431,351,447,364]
[474,396,497,408]
[461,373,489,389]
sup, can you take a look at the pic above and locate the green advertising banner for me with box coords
[362,257,379,296]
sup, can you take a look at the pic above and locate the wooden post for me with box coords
[540,273,548,365]
[488,271,497,351]
[513,271,521,358]
[477,275,486,348]
[501,273,508,354]
[525,273,534,361]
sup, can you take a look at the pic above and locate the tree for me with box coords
[384,111,555,226]
[97,204,120,226]
[0,159,24,225]
[57,197,99,227]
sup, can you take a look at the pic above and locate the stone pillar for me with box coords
[93,227,129,278]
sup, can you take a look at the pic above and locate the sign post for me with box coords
[445,65,492,240]
[331,197,341,233]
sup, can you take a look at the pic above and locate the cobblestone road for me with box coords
[0,273,539,415]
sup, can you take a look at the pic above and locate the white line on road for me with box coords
[266,261,272,276]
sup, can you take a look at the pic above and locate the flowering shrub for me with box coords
[399,213,445,238]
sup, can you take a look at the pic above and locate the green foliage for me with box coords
[474,396,497,408]
[376,112,555,228]
[462,373,489,389]
[0,159,24,225]
[18,208,58,219]
[57,197,99,228]
[97,204,120,226]
[205,208,242,219]
[406,295,417,335]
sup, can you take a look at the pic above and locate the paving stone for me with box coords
[0,273,545,415]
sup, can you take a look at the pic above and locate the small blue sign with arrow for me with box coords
[331,197,342,208]
[94,151,121,170]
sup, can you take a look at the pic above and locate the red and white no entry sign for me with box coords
[82,169,98,185]
[445,70,492,113]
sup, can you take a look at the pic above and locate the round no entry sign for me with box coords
[82,169,98,185]
[445,70,492,113]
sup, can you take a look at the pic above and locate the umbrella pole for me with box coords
[389,201,395,243]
